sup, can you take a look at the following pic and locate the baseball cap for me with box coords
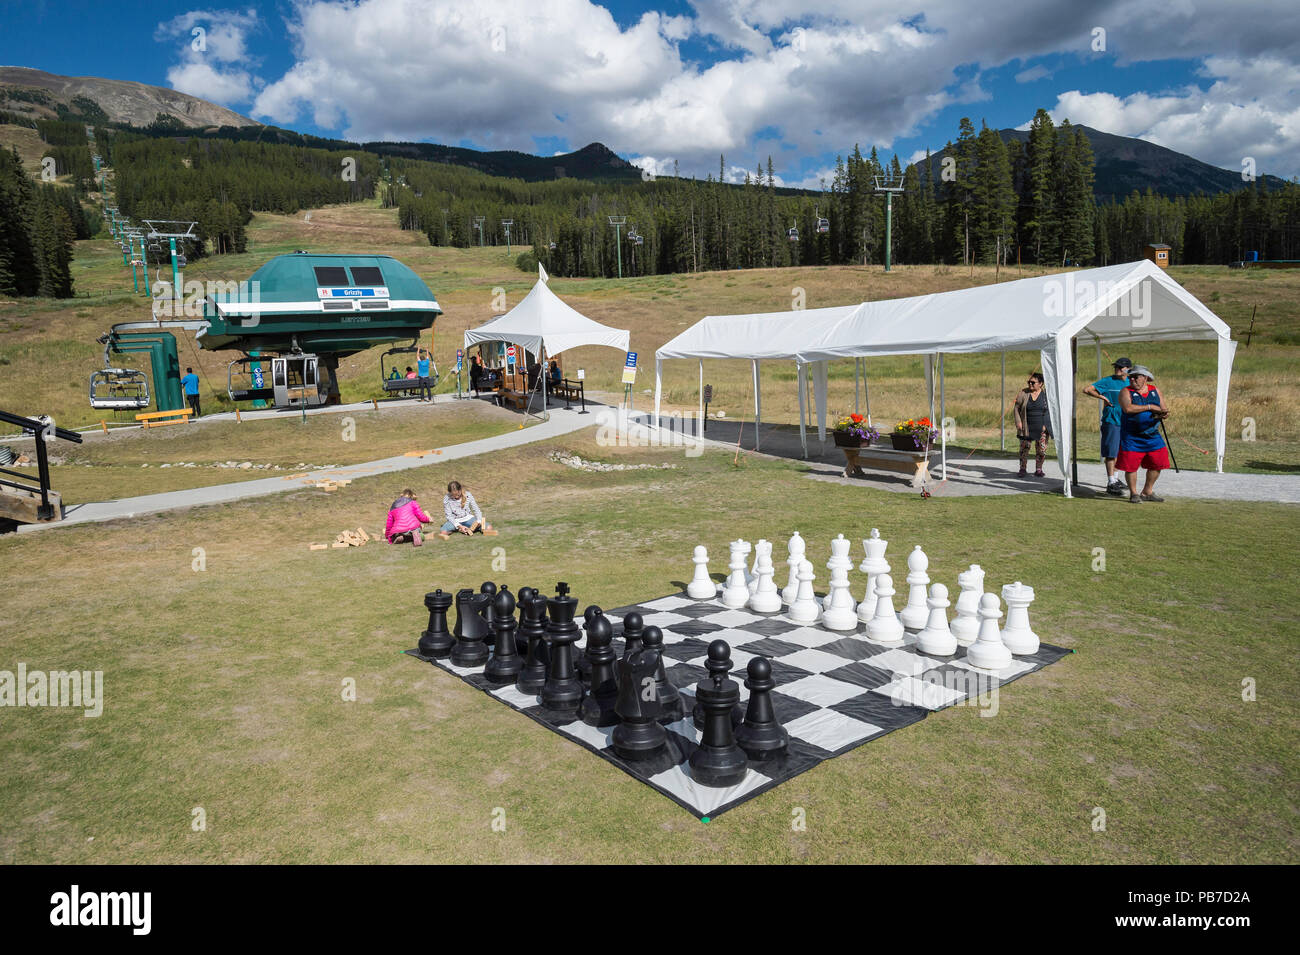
[1112,356,1132,369]
[1128,365,1155,381]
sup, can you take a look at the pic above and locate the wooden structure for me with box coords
[1143,243,1171,269]
[136,408,194,429]
[840,445,931,489]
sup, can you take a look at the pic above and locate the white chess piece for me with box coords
[823,534,854,610]
[721,540,751,609]
[865,573,904,646]
[686,545,715,600]
[1000,581,1039,654]
[820,544,858,631]
[950,564,985,646]
[916,583,956,656]
[857,529,889,623]
[748,540,783,613]
[966,592,1012,671]
[788,559,820,623]
[782,531,805,606]
[899,545,930,630]
[747,540,763,594]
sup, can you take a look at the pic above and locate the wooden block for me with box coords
[331,541,348,549]
[482,528,499,536]
[309,543,327,551]
[357,527,370,542]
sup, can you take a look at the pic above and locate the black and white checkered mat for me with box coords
[406,589,1070,819]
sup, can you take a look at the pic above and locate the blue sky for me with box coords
[4,0,1298,183]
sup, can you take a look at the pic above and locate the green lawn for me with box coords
[1,430,1295,863]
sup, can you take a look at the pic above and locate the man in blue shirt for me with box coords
[1082,356,1132,495]
[181,367,201,418]
[416,347,432,402]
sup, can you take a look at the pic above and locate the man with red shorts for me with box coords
[1117,365,1170,503]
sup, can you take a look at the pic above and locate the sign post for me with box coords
[455,348,464,400]
[622,351,637,411]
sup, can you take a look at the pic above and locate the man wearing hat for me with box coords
[1083,356,1134,495]
[1117,365,1170,503]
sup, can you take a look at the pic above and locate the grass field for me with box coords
[2,198,1298,476]
[1,429,1296,863]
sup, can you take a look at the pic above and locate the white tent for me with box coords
[653,260,1237,496]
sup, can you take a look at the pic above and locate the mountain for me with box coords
[364,140,641,182]
[913,123,1290,200]
[0,66,257,129]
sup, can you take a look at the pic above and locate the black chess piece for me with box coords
[688,640,748,787]
[734,656,788,759]
[515,587,538,654]
[451,590,492,667]
[692,638,734,728]
[480,582,499,646]
[577,604,602,687]
[484,587,523,684]
[641,626,684,724]
[417,589,453,658]
[515,593,550,694]
[540,589,583,714]
[579,612,620,727]
[620,611,645,661]
[611,647,667,760]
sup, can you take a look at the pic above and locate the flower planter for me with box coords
[890,432,923,451]
[833,431,867,448]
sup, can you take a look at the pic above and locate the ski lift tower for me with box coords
[473,216,485,247]
[607,215,627,279]
[142,219,199,307]
[501,219,513,257]
[873,173,905,272]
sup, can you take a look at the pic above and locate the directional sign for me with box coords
[625,351,637,368]
[455,348,464,373]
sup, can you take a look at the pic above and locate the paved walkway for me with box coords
[639,413,1300,503]
[18,402,601,534]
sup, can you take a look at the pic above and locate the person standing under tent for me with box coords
[469,355,483,396]
[416,347,433,402]
[1083,356,1133,495]
[181,367,201,418]
[1117,365,1170,503]
[1012,372,1052,477]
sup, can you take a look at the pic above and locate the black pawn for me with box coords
[689,640,748,787]
[515,593,550,694]
[620,611,645,661]
[417,589,453,658]
[451,589,491,668]
[515,587,538,655]
[484,588,522,684]
[577,604,602,687]
[479,582,498,646]
[540,590,583,714]
[692,639,734,728]
[641,626,684,724]
[580,613,620,727]
[611,650,667,760]
[734,657,788,759]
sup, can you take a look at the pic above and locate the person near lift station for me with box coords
[1117,365,1171,504]
[1012,371,1052,477]
[469,354,484,395]
[1082,356,1133,495]
[181,366,201,417]
[416,346,432,402]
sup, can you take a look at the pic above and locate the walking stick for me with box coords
[1159,418,1179,473]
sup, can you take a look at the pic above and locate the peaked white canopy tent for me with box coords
[653,260,1237,497]
[464,264,631,412]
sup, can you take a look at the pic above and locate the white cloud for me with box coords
[1015,64,1052,83]
[156,8,262,107]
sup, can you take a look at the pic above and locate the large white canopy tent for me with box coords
[653,260,1237,497]
[464,264,630,412]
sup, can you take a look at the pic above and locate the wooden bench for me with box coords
[497,390,529,411]
[136,408,193,429]
[841,445,931,488]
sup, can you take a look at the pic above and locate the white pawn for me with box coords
[865,574,904,646]
[788,559,820,624]
[857,529,889,623]
[899,545,930,630]
[966,593,1012,672]
[820,547,858,631]
[916,583,956,656]
[782,531,805,606]
[748,540,782,613]
[1000,581,1039,655]
[950,564,985,646]
[721,540,751,609]
[687,545,715,600]
[823,534,854,610]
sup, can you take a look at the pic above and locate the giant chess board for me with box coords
[407,585,1070,819]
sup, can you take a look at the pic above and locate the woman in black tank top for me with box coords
[1013,372,1053,477]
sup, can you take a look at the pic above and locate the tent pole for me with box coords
[864,363,871,427]
[940,353,946,481]
[542,344,548,421]
[752,359,761,451]
[854,358,860,415]
[1000,351,1006,452]
[797,362,808,458]
[1096,338,1102,380]
[698,359,704,439]
[1071,337,1079,489]
[927,355,935,426]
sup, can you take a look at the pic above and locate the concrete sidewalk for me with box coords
[18,403,601,534]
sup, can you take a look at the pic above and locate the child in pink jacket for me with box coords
[385,488,433,545]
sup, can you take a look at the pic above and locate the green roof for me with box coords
[222,253,439,305]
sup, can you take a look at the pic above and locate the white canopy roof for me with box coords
[656,259,1231,362]
[464,264,630,358]
[653,260,1237,495]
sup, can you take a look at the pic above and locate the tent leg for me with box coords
[1071,337,1079,489]
[698,359,704,440]
[940,354,946,481]
[854,358,860,415]
[1000,351,1005,452]
[752,359,761,451]
[864,365,871,428]
[797,362,808,459]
